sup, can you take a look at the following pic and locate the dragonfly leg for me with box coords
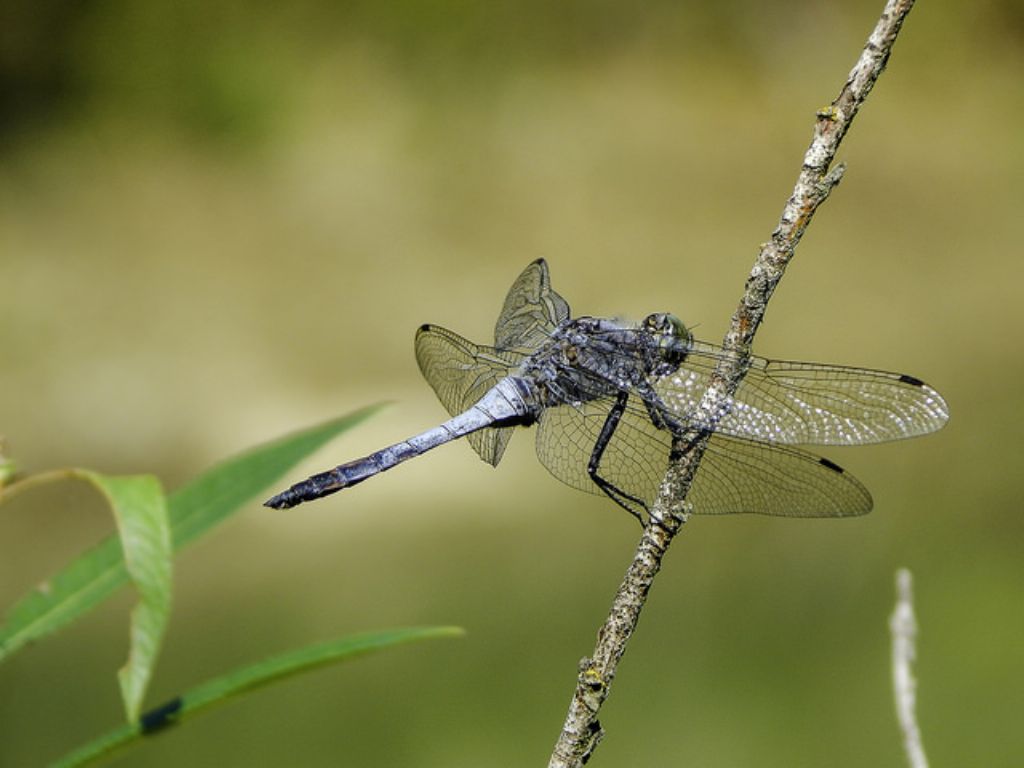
[636,381,689,434]
[634,387,708,529]
[588,390,650,525]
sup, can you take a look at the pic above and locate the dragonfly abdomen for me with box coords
[265,377,537,509]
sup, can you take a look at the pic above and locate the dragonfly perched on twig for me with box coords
[266,259,948,521]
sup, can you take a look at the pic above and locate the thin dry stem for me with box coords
[548,1,918,765]
[890,569,929,768]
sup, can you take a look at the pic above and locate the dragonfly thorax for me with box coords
[516,314,692,409]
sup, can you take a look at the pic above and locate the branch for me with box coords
[547,1,918,765]
[890,568,929,768]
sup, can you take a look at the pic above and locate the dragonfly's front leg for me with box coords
[588,390,649,525]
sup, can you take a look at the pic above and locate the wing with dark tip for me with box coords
[690,435,872,517]
[656,341,949,446]
[494,259,570,350]
[534,395,872,517]
[414,324,525,466]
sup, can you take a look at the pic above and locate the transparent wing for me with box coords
[691,435,871,517]
[494,259,571,350]
[534,396,872,517]
[414,324,525,466]
[534,398,665,518]
[656,341,949,446]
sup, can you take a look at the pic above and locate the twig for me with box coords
[547,1,918,765]
[890,568,929,768]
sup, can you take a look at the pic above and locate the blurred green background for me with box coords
[1,0,1021,765]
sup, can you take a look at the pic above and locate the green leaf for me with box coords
[0,469,170,719]
[51,626,464,768]
[169,404,384,549]
[0,405,384,664]
[82,473,172,722]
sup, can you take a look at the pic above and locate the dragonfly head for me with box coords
[642,313,692,373]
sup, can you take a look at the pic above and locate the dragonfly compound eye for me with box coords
[663,314,688,340]
[643,313,686,337]
[645,313,689,370]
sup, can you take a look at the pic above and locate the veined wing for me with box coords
[655,341,949,446]
[534,396,871,517]
[415,324,525,466]
[692,434,871,516]
[494,259,571,350]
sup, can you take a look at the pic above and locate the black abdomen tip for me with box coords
[265,473,347,509]
[264,489,299,509]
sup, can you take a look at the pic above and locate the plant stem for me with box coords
[890,569,929,768]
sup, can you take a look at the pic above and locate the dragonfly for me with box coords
[266,259,948,520]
